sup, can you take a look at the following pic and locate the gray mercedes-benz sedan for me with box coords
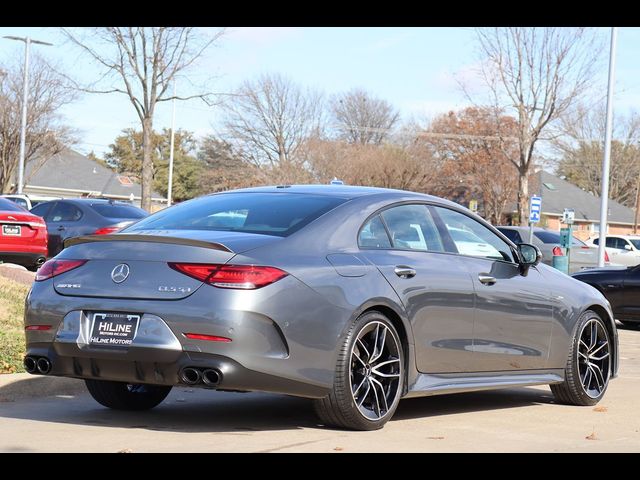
[23,185,619,430]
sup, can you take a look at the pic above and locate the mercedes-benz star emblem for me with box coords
[111,264,130,284]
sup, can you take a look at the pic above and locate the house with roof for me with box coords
[506,170,638,241]
[18,149,166,210]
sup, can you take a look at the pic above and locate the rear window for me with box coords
[0,198,26,212]
[126,193,347,237]
[497,228,522,244]
[90,203,147,219]
[534,231,585,246]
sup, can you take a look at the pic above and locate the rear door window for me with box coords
[49,202,83,222]
[380,204,444,252]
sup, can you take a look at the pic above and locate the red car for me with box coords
[0,197,48,270]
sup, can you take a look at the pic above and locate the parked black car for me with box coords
[572,266,640,327]
[30,199,148,257]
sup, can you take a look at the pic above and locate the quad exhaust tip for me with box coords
[202,369,222,387]
[180,367,202,385]
[24,356,37,374]
[36,357,52,375]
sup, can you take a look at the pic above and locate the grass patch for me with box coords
[0,276,30,373]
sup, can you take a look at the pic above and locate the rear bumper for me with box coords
[25,274,352,398]
[0,251,47,267]
[24,342,330,398]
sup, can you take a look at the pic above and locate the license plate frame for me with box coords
[89,312,141,347]
[2,224,21,236]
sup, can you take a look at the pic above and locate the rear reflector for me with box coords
[605,250,610,262]
[35,259,87,281]
[25,325,52,331]
[94,226,121,235]
[184,333,232,342]
[552,246,563,256]
[168,263,288,289]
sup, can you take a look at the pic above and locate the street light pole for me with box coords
[597,27,618,267]
[167,80,176,207]
[3,36,53,195]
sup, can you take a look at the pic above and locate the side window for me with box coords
[50,203,83,222]
[359,215,392,249]
[380,205,444,252]
[605,237,622,249]
[30,202,53,220]
[434,207,515,262]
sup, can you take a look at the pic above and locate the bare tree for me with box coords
[222,73,324,173]
[0,56,75,193]
[305,139,432,192]
[555,105,640,215]
[331,88,399,145]
[469,27,601,225]
[62,27,225,210]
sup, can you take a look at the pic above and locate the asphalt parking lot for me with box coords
[1,324,639,453]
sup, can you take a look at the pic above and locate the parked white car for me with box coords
[0,194,61,210]
[587,235,640,267]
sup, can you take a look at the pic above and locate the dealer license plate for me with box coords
[2,225,21,236]
[90,312,140,346]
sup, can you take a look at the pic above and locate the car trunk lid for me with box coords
[53,230,281,300]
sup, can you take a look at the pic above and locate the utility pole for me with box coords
[167,80,176,207]
[3,36,53,194]
[598,27,618,267]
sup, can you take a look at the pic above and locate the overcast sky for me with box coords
[1,27,639,157]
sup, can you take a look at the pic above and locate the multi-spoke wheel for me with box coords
[551,310,612,406]
[85,379,172,410]
[314,311,404,430]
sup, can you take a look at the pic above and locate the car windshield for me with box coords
[534,231,585,246]
[90,203,147,219]
[125,193,347,237]
[0,197,26,212]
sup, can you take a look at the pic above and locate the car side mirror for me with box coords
[518,243,542,273]
[625,244,633,251]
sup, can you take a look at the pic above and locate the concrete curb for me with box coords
[0,373,86,402]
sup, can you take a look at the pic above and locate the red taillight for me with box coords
[25,325,52,331]
[605,250,610,262]
[35,259,87,281]
[552,246,563,256]
[184,333,232,342]
[168,263,288,289]
[94,226,121,235]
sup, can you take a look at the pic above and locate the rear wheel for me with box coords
[551,310,612,406]
[85,379,172,411]
[314,311,404,431]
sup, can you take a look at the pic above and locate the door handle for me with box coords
[57,226,66,231]
[394,266,416,279]
[478,274,497,285]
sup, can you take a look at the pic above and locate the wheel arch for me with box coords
[352,299,415,396]
[585,303,619,378]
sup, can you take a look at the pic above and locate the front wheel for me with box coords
[314,311,404,431]
[551,310,612,406]
[85,379,172,411]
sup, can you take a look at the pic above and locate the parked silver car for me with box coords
[497,226,610,274]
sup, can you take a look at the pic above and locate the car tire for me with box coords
[551,310,612,406]
[313,311,404,431]
[85,379,172,411]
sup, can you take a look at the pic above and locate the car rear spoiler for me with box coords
[64,234,233,252]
